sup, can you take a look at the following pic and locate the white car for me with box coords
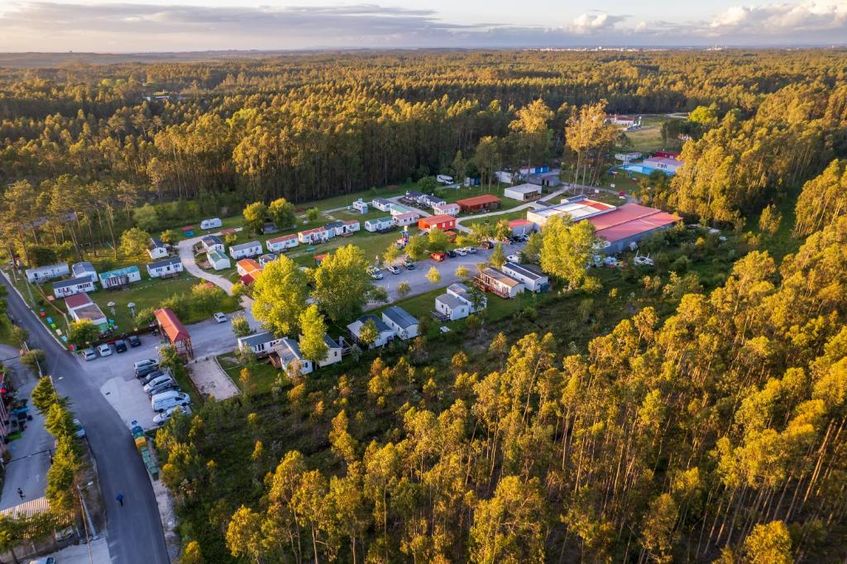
[506,254,521,263]
[152,405,192,426]
[386,265,400,275]
[213,312,228,323]
[633,255,655,267]
[97,344,112,357]
[454,248,468,256]
[82,348,97,361]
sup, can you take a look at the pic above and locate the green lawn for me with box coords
[218,352,281,395]
[619,115,682,154]
[461,209,529,229]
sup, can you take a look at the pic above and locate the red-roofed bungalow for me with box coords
[456,194,501,213]
[154,308,193,359]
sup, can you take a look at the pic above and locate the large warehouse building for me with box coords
[526,197,680,254]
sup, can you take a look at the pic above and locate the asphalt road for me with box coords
[1,274,170,564]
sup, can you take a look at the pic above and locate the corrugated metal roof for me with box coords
[155,308,190,343]
[456,194,501,207]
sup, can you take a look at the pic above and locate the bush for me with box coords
[20,349,45,372]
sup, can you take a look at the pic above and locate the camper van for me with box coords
[151,390,191,413]
[436,175,454,185]
[200,217,223,230]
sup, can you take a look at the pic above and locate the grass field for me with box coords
[618,115,683,154]
[461,209,530,229]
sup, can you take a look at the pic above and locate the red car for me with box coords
[430,252,446,262]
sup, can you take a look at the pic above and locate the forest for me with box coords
[1,48,847,562]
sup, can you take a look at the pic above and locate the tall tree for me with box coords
[251,255,308,335]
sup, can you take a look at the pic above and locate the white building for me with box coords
[99,266,141,288]
[298,227,330,244]
[381,306,419,340]
[432,202,460,216]
[266,234,299,252]
[352,199,369,214]
[435,282,486,321]
[207,249,231,271]
[502,262,549,293]
[52,277,96,299]
[258,254,278,267]
[393,211,419,227]
[148,238,169,260]
[200,217,222,230]
[201,235,225,254]
[476,267,525,299]
[364,217,395,232]
[146,256,184,279]
[372,198,392,212]
[504,183,542,201]
[495,170,515,184]
[25,263,69,284]
[237,331,282,357]
[71,261,97,283]
[277,337,314,375]
[229,241,263,259]
[347,315,396,349]
[615,152,642,163]
[341,220,361,234]
[318,335,343,368]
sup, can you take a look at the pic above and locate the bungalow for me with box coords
[404,190,424,203]
[324,221,344,238]
[99,266,141,289]
[372,198,392,212]
[476,267,525,299]
[237,331,282,357]
[351,199,369,214]
[230,241,263,260]
[52,277,96,299]
[71,261,97,283]
[393,211,420,227]
[148,238,168,260]
[298,227,331,244]
[146,256,184,279]
[341,220,361,234]
[65,293,108,332]
[365,217,395,233]
[495,170,516,184]
[201,235,225,254]
[25,263,69,284]
[457,194,501,213]
[318,335,343,368]
[435,282,486,321]
[276,337,314,375]
[432,202,460,216]
[508,219,535,237]
[420,194,447,209]
[381,306,419,340]
[528,170,562,188]
[504,183,542,201]
[258,253,277,267]
[347,315,396,349]
[502,262,549,293]
[266,234,299,252]
[236,258,262,278]
[207,249,231,271]
[200,217,222,230]
[418,215,456,232]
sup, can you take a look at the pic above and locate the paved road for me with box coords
[0,345,52,511]
[1,275,170,564]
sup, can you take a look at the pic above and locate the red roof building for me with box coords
[418,215,457,232]
[236,258,262,278]
[154,308,193,358]
[587,203,681,253]
[456,194,501,213]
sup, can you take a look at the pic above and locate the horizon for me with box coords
[1,1,846,52]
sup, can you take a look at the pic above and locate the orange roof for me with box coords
[237,258,262,275]
[419,214,456,226]
[154,308,190,343]
[268,234,297,243]
[456,194,501,207]
[509,219,532,226]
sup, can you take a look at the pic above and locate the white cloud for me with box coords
[571,12,623,34]
[710,1,847,33]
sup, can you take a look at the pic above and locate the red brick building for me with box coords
[418,215,457,232]
[456,194,501,213]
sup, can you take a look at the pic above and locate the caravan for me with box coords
[200,217,223,230]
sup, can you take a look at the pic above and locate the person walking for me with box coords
[16,488,24,500]
[116,493,124,507]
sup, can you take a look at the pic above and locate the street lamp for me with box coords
[128,302,136,318]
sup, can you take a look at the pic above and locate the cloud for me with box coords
[0,1,846,51]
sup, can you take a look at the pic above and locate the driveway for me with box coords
[1,274,170,564]
[0,346,52,511]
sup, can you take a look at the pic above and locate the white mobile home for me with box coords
[52,277,96,299]
[148,238,169,260]
[276,337,314,375]
[229,241,263,260]
[347,315,395,349]
[381,306,419,340]
[298,227,330,245]
[99,266,142,289]
[502,262,549,293]
[237,331,282,357]
[341,220,361,234]
[324,222,344,238]
[476,267,525,299]
[503,183,542,201]
[351,199,369,214]
[435,282,485,321]
[371,198,392,212]
[364,217,395,232]
[432,203,460,216]
[25,263,69,284]
[318,335,343,368]
[71,261,97,283]
[392,211,420,227]
[200,217,223,230]
[206,249,231,271]
[201,235,225,254]
[266,234,299,252]
[147,256,184,279]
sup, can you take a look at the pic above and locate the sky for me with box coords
[0,0,846,52]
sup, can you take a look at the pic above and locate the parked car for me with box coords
[430,252,446,262]
[454,248,468,256]
[97,344,112,357]
[480,241,493,250]
[136,365,161,379]
[82,348,97,361]
[446,250,457,258]
[151,391,191,413]
[127,335,142,347]
[114,339,128,353]
[143,374,175,394]
[367,266,383,280]
[213,312,228,323]
[134,359,158,370]
[152,405,192,427]
[140,370,166,385]
[146,380,179,398]
[386,265,400,275]
[467,246,478,254]
[404,260,416,270]
[506,254,521,263]
[73,418,86,439]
